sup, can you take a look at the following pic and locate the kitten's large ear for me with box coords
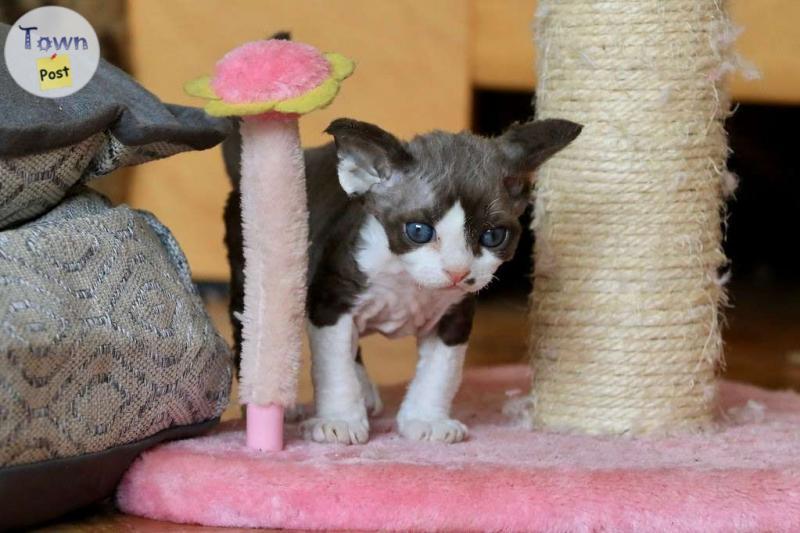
[325,118,413,196]
[498,118,583,174]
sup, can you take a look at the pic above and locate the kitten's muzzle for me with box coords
[445,269,470,285]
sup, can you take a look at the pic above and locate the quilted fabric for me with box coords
[0,132,196,229]
[0,189,232,467]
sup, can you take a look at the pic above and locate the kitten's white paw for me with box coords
[398,418,468,443]
[300,415,369,445]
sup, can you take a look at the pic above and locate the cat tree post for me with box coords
[186,40,354,450]
[528,0,731,434]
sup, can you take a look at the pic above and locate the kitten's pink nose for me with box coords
[446,269,470,284]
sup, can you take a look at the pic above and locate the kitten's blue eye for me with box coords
[405,222,435,244]
[480,227,508,248]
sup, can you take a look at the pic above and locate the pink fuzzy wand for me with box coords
[186,40,354,451]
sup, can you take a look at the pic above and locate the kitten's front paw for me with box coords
[300,415,369,445]
[398,417,468,443]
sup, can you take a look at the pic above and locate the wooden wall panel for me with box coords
[471,0,800,104]
[728,0,800,104]
[126,0,796,281]
[126,0,471,280]
[471,0,538,92]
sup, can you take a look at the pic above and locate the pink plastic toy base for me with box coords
[246,403,284,451]
[118,366,800,531]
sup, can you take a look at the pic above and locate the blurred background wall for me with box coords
[2,0,798,291]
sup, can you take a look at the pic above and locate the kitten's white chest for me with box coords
[353,275,463,338]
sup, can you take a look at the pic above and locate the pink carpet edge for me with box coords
[117,365,800,532]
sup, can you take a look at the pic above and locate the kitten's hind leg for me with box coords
[284,404,310,422]
[355,347,383,417]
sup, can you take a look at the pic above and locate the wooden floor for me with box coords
[38,282,800,531]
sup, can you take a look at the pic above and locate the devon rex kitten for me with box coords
[223,117,581,445]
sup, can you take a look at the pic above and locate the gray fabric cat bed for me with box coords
[0,22,233,529]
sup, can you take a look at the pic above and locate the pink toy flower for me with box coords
[185,39,354,117]
[212,40,330,103]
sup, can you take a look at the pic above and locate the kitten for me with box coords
[223,117,581,444]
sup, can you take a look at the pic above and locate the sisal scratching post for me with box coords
[529,0,732,434]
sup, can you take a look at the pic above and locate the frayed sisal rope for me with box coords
[528,0,737,435]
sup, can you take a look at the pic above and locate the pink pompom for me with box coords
[212,40,330,103]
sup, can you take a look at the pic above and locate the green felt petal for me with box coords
[184,76,219,99]
[273,78,340,114]
[203,99,277,117]
[325,53,356,81]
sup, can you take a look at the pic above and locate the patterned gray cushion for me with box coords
[0,132,205,228]
[0,189,232,468]
[0,22,233,528]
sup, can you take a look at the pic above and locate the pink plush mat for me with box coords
[117,365,800,531]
